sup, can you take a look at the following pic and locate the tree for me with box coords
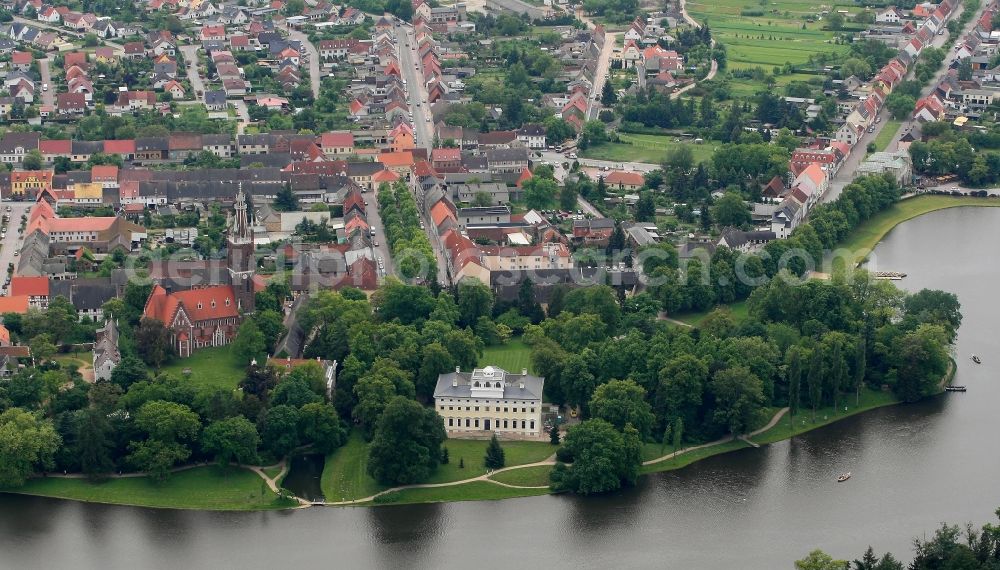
[253,310,287,350]
[559,181,578,212]
[258,405,301,457]
[233,319,267,366]
[886,93,916,120]
[787,346,804,415]
[826,11,844,30]
[561,354,597,410]
[550,419,641,495]
[710,367,765,436]
[22,149,43,171]
[713,193,751,228]
[457,280,494,327]
[202,416,260,466]
[273,183,299,211]
[75,408,114,479]
[634,192,656,222]
[807,347,824,421]
[127,439,190,480]
[522,176,559,210]
[484,434,506,469]
[671,417,683,454]
[600,79,617,106]
[795,549,848,570]
[549,423,561,445]
[109,355,148,390]
[135,318,173,367]
[655,354,707,434]
[298,402,347,454]
[367,397,446,485]
[589,379,655,439]
[0,409,61,487]
[135,401,200,443]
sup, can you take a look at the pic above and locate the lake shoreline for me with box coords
[2,201,978,512]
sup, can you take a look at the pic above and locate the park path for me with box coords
[642,407,788,466]
[656,311,693,327]
[311,408,791,506]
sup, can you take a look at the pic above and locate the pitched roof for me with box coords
[143,284,241,325]
[0,295,30,314]
[10,276,49,297]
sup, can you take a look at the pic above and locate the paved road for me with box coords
[38,58,54,107]
[364,186,396,282]
[577,196,604,218]
[179,45,205,96]
[0,201,33,290]
[822,0,982,204]
[284,26,321,100]
[390,22,450,285]
[13,16,123,52]
[586,30,617,120]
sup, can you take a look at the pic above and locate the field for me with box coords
[159,346,246,390]
[479,338,533,373]
[7,466,287,510]
[687,0,852,69]
[582,134,718,166]
[873,119,903,152]
[725,72,822,99]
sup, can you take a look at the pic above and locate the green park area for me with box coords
[582,133,717,166]
[479,338,533,373]
[321,430,555,502]
[489,465,553,487]
[751,389,899,445]
[8,466,287,511]
[159,346,246,390]
[371,481,550,506]
[671,301,749,327]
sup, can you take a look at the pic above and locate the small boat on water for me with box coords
[837,472,852,483]
[972,355,982,364]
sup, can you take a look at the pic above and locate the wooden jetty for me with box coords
[874,271,907,280]
[945,386,967,392]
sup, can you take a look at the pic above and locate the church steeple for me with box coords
[227,185,255,313]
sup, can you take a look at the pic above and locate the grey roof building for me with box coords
[434,365,545,437]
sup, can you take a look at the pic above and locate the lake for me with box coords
[3,206,999,569]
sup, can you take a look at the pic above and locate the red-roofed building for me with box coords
[103,139,136,159]
[142,284,243,358]
[431,147,461,172]
[604,171,645,191]
[320,131,355,156]
[10,276,49,308]
[0,296,30,315]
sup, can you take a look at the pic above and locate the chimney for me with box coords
[519,382,524,390]
[452,378,458,387]
[521,368,527,375]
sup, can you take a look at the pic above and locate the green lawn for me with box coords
[725,72,822,99]
[582,135,718,166]
[159,347,246,390]
[54,351,92,372]
[6,466,288,510]
[479,339,533,374]
[751,389,898,445]
[687,0,852,69]
[873,119,902,152]
[489,465,552,487]
[834,196,1000,268]
[262,464,284,480]
[371,481,550,505]
[671,300,749,327]
[640,439,751,474]
[321,431,386,502]
[430,439,555,484]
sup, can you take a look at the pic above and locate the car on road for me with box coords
[373,240,379,247]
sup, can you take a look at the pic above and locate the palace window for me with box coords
[530,421,535,430]
[521,420,526,429]
[503,420,508,428]
[448,418,454,427]
[465,419,470,427]
[474,406,479,412]
[474,419,480,428]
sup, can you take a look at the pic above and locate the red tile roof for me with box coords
[0,295,30,314]
[10,276,49,297]
[143,284,241,325]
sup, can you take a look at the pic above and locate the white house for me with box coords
[434,366,545,438]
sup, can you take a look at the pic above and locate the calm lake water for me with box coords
[3,207,999,570]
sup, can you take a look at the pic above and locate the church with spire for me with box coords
[142,190,257,358]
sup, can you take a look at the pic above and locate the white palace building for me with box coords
[433,366,545,438]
